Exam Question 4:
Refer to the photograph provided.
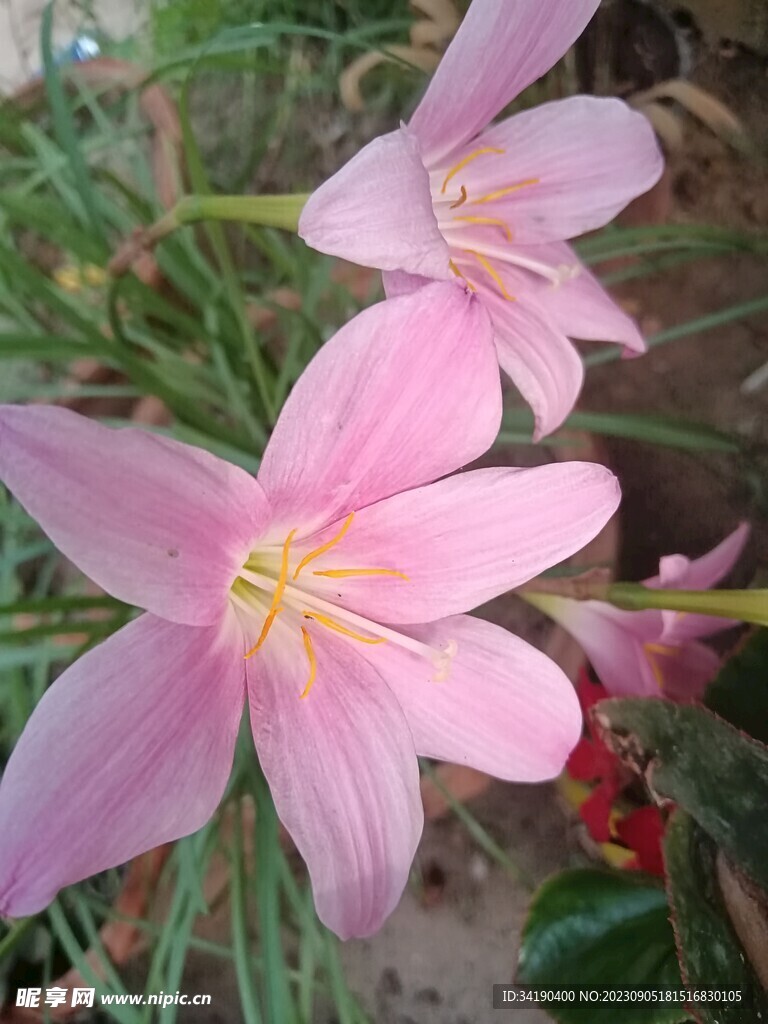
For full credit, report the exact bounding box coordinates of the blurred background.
[0,1,766,1021]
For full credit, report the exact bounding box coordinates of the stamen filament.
[462,250,516,301]
[293,512,354,579]
[470,178,539,205]
[313,568,409,580]
[643,641,680,689]
[239,569,453,668]
[452,215,512,241]
[449,258,477,292]
[303,611,386,645]
[243,529,296,658]
[441,147,505,194]
[299,627,318,699]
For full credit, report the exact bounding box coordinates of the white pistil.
[237,567,456,677]
[451,241,578,287]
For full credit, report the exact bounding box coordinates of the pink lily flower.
[527,524,750,700]
[298,0,664,439]
[0,283,619,938]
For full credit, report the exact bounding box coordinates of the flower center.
[429,147,580,300]
[642,641,680,690]
[230,512,457,698]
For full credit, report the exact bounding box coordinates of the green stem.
[109,194,309,277]
[524,580,768,628]
[0,916,35,960]
[605,584,768,626]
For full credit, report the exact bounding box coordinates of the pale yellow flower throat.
[230,512,456,699]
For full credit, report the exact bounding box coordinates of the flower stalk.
[524,580,768,628]
[109,193,309,276]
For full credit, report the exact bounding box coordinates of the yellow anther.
[299,626,318,699]
[471,178,539,205]
[643,641,680,689]
[303,611,386,645]
[293,512,354,580]
[244,528,296,659]
[449,258,477,292]
[449,185,468,210]
[452,215,513,241]
[441,147,505,194]
[312,568,409,581]
[463,250,516,301]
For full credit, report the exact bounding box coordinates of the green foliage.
[704,630,768,744]
[664,812,768,1023]
[595,700,768,895]
[518,869,685,1024]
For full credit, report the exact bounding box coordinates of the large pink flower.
[527,524,750,699]
[299,0,664,439]
[0,284,619,938]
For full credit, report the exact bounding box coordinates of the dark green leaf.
[705,631,768,744]
[518,868,685,1024]
[596,700,768,892]
[664,811,768,1022]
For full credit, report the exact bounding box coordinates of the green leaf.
[500,408,742,453]
[705,631,768,744]
[518,869,685,1024]
[664,811,768,1022]
[40,4,105,241]
[595,700,768,893]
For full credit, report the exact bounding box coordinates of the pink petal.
[299,463,620,624]
[444,96,662,243]
[299,128,450,277]
[246,616,423,939]
[363,614,581,781]
[520,242,645,353]
[0,612,245,917]
[649,522,750,591]
[485,289,585,440]
[408,0,601,166]
[531,595,662,697]
[0,406,269,625]
[258,283,500,534]
[649,640,722,702]
[647,523,750,642]
[382,269,433,298]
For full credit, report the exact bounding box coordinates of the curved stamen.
[303,611,386,645]
[449,258,477,292]
[470,178,539,205]
[643,641,680,689]
[313,567,409,581]
[449,186,468,210]
[299,627,318,699]
[440,146,505,194]
[451,215,512,241]
[244,529,296,658]
[293,512,355,580]
[462,250,516,301]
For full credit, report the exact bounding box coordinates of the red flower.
[567,668,666,874]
